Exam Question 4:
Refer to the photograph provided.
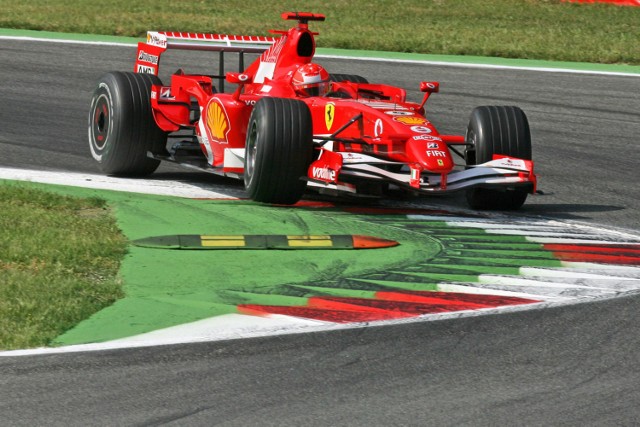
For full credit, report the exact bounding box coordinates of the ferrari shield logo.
[325,103,335,131]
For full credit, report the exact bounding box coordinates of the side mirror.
[226,72,253,85]
[226,72,253,101]
[418,82,440,111]
[420,81,439,93]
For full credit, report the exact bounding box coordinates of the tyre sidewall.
[243,98,312,204]
[464,106,532,210]
[88,72,164,176]
[88,80,119,164]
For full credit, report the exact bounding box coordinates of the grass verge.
[0,0,638,65]
[0,183,127,350]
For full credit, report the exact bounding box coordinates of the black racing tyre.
[244,97,313,204]
[88,71,167,176]
[464,106,532,210]
[329,74,369,84]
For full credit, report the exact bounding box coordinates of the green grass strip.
[2,27,638,76]
[0,0,638,65]
[0,183,127,350]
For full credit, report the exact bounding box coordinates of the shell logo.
[394,116,428,125]
[206,100,229,142]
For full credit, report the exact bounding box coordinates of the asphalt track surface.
[1,38,639,425]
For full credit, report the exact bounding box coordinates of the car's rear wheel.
[464,106,532,210]
[88,71,167,176]
[244,97,313,204]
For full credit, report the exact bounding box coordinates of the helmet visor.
[299,82,330,97]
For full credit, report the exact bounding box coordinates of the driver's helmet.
[292,63,330,97]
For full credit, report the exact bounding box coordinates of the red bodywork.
[135,12,536,197]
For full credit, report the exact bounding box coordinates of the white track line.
[1,34,639,77]
[0,167,237,199]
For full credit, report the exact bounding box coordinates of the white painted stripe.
[440,217,640,244]
[436,283,560,301]
[527,237,640,244]
[2,34,639,78]
[520,267,640,281]
[0,35,134,47]
[484,229,599,238]
[470,283,609,298]
[0,167,240,199]
[478,275,608,290]
[562,262,640,273]
[316,53,640,78]
[0,313,334,356]
[449,224,571,232]
[406,214,483,222]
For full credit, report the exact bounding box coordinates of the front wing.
[307,151,537,196]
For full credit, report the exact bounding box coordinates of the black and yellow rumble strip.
[132,234,399,250]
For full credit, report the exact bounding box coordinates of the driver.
[292,63,331,97]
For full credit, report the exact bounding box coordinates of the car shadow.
[142,169,629,225]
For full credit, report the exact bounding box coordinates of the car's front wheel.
[244,97,313,204]
[464,105,532,210]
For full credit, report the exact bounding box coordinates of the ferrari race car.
[89,12,537,209]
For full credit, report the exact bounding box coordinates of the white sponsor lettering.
[426,150,447,157]
[488,158,527,169]
[411,125,432,134]
[312,167,336,181]
[137,50,159,65]
[374,119,384,137]
[384,110,413,116]
[412,134,441,141]
[136,64,155,74]
[147,33,167,48]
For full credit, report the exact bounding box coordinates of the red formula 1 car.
[89,12,537,209]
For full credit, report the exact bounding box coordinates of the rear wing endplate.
[135,31,277,91]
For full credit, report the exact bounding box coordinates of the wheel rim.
[91,93,110,151]
[465,128,477,165]
[245,121,258,184]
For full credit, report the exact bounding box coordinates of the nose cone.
[405,136,454,172]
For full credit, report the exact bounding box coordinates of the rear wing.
[135,31,277,92]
